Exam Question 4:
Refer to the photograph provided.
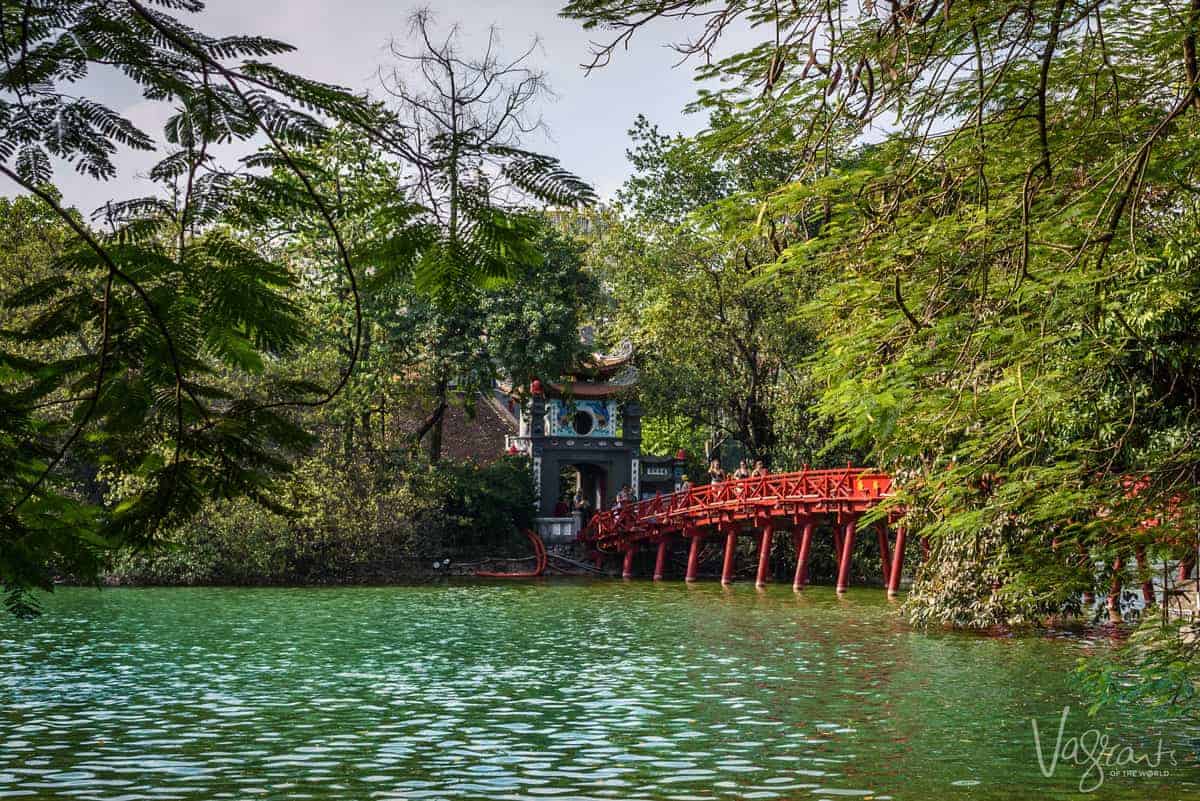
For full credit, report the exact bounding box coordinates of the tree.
[374,10,596,459]
[590,113,822,466]
[0,0,396,613]
[593,212,813,464]
[0,194,81,363]
[617,114,734,226]
[0,3,597,611]
[563,0,1200,712]
[230,122,598,465]
[365,217,598,462]
[224,125,423,463]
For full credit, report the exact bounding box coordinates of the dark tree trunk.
[360,410,373,453]
[412,376,449,462]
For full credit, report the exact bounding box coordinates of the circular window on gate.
[572,410,594,436]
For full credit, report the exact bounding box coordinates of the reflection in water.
[1,582,1195,800]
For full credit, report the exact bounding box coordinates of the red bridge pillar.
[756,521,774,587]
[622,546,635,579]
[654,537,669,581]
[836,516,857,593]
[685,529,702,582]
[876,521,891,587]
[721,526,737,585]
[793,518,814,591]
[887,525,907,597]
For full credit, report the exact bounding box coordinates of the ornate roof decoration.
[575,339,635,379]
[496,339,638,400]
[541,377,636,399]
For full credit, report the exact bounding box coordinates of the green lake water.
[1,581,1197,800]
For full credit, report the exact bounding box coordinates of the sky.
[50,0,745,216]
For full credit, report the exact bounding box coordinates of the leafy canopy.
[0,2,593,614]
[564,0,1200,710]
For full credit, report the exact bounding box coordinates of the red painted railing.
[580,467,893,552]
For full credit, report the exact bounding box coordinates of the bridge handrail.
[579,467,893,546]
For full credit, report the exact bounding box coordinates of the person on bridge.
[679,475,692,492]
[615,485,633,511]
[573,491,592,525]
[751,459,769,478]
[708,459,726,484]
[733,460,751,480]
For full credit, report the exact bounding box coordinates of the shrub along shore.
[104,456,535,586]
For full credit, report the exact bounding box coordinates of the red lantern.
[530,378,544,396]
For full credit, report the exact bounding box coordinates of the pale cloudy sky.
[52,0,747,216]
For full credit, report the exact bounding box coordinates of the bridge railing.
[580,467,893,547]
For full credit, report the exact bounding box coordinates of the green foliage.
[617,115,735,226]
[0,0,386,611]
[1079,618,1200,721]
[436,456,537,550]
[480,227,599,392]
[588,114,832,467]
[565,0,1200,715]
[245,124,598,464]
[640,415,708,468]
[109,455,536,585]
[0,4,590,612]
[379,13,595,299]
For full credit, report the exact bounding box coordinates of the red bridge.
[580,467,908,595]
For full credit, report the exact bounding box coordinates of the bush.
[106,455,535,585]
[435,456,536,552]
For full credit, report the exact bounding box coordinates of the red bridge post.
[793,517,814,591]
[756,521,774,587]
[721,526,737,585]
[622,546,635,579]
[836,516,857,593]
[654,537,669,581]
[876,521,891,587]
[685,528,702,582]
[887,525,907,597]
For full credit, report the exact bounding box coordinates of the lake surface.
[1,582,1196,800]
